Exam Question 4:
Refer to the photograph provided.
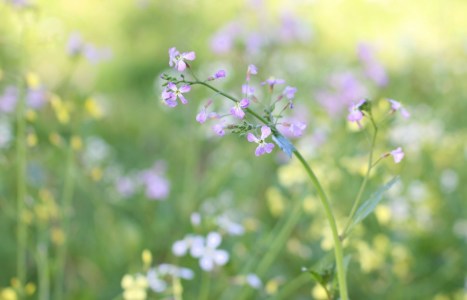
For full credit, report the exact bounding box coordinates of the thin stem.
[236,195,303,300]
[36,240,50,300]
[271,272,310,300]
[16,79,27,294]
[199,272,210,300]
[293,150,348,300]
[54,142,75,300]
[341,116,378,240]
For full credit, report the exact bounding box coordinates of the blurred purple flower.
[246,64,257,82]
[347,99,366,127]
[279,120,307,137]
[196,100,213,124]
[262,77,285,88]
[27,86,47,109]
[115,177,135,198]
[210,22,241,54]
[390,147,405,163]
[212,122,225,136]
[357,43,388,87]
[242,84,255,97]
[230,99,249,119]
[316,71,368,116]
[84,44,112,64]
[140,162,170,200]
[247,126,275,156]
[67,32,84,56]
[388,99,410,119]
[0,86,18,113]
[278,12,313,44]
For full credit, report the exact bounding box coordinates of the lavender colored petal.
[260,126,271,139]
[247,133,257,143]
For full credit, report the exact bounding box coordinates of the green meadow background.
[0,0,466,299]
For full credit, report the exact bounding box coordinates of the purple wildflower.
[388,99,410,119]
[262,77,285,88]
[247,126,275,156]
[215,70,226,79]
[27,86,47,109]
[390,147,405,163]
[347,99,366,127]
[196,100,213,124]
[242,84,255,97]
[163,82,191,106]
[212,123,226,136]
[246,64,257,81]
[230,99,249,119]
[140,163,170,200]
[282,86,297,108]
[83,44,112,64]
[0,86,18,113]
[168,47,196,72]
[357,43,388,87]
[279,121,307,137]
[67,32,84,56]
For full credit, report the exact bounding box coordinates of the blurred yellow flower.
[26,72,40,89]
[25,110,37,122]
[26,133,38,147]
[375,204,392,225]
[25,283,36,295]
[265,278,281,295]
[85,98,103,119]
[71,135,82,151]
[311,284,328,300]
[49,133,63,146]
[90,167,103,181]
[51,228,65,246]
[121,274,148,300]
[141,249,152,269]
[303,195,317,214]
[50,95,70,124]
[266,187,284,217]
[0,288,17,300]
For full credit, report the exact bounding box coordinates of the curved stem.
[341,116,378,240]
[293,150,349,300]
[16,79,27,292]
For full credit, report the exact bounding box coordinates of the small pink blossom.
[347,99,366,127]
[390,147,405,163]
[246,64,257,81]
[169,47,196,72]
[247,126,275,156]
[388,99,410,119]
[230,99,249,119]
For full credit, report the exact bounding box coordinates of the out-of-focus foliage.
[0,0,466,299]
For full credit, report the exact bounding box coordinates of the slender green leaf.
[349,176,400,231]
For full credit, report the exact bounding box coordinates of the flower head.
[246,64,257,81]
[191,232,229,271]
[388,99,410,119]
[162,82,191,107]
[168,47,196,72]
[347,99,366,127]
[247,126,275,156]
[196,100,214,124]
[230,99,249,119]
[390,147,404,163]
[262,77,285,88]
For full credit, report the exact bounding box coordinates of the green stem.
[236,195,303,300]
[16,79,27,294]
[199,272,210,300]
[54,142,75,300]
[341,116,378,240]
[36,239,50,300]
[293,150,348,300]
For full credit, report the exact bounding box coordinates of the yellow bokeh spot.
[71,136,82,151]
[21,210,33,225]
[266,187,284,217]
[50,95,70,124]
[0,288,17,300]
[278,162,307,187]
[373,234,390,253]
[141,249,152,268]
[375,205,391,225]
[25,110,37,122]
[121,274,148,300]
[25,283,36,295]
[85,98,103,119]
[311,285,328,300]
[90,167,103,182]
[265,279,280,295]
[51,228,65,246]
[243,218,259,232]
[27,133,38,147]
[303,196,317,214]
[49,133,63,146]
[26,72,40,89]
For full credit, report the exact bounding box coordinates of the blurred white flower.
[440,169,459,193]
[172,234,204,257]
[191,232,229,271]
